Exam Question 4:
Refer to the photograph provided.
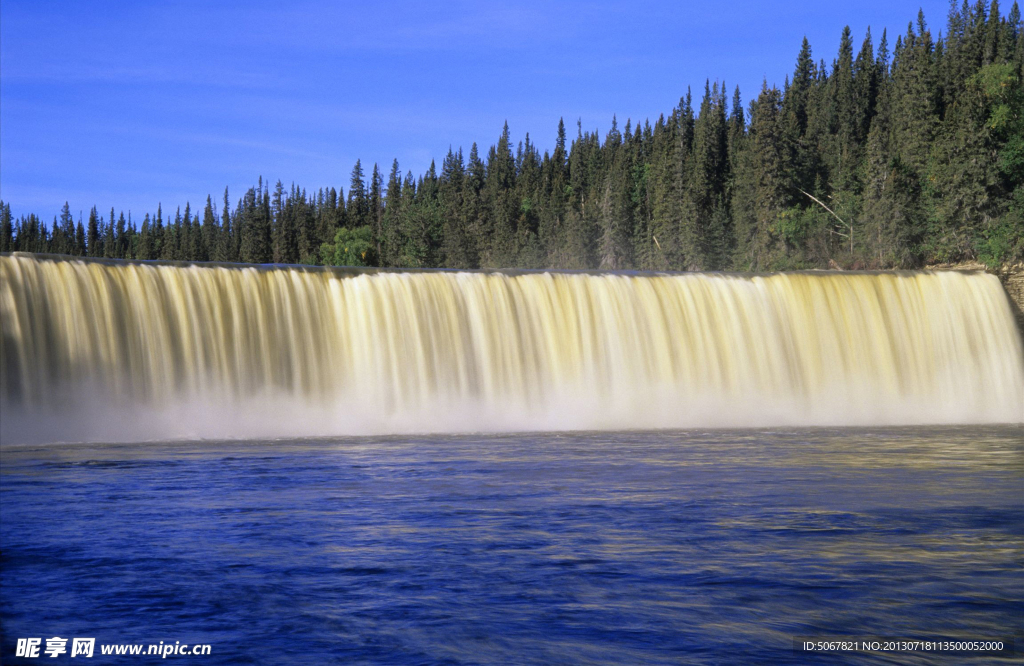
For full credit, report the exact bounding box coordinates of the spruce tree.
[57,203,74,255]
[464,145,487,267]
[892,17,939,173]
[397,171,424,266]
[155,205,165,259]
[382,160,403,266]
[440,148,473,268]
[515,134,544,267]
[0,202,12,253]
[686,82,733,269]
[598,139,634,269]
[218,188,236,262]
[87,207,100,256]
[181,204,193,261]
[239,185,272,263]
[74,219,86,255]
[540,119,571,262]
[740,84,792,269]
[113,212,125,258]
[483,122,519,267]
[199,196,216,262]
[369,164,383,264]
[138,214,153,260]
[347,160,367,229]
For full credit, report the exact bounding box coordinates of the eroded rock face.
[996,266,1024,335]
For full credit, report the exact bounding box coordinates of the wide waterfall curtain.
[2,254,1022,441]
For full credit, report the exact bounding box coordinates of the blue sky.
[2,0,954,221]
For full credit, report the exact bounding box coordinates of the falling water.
[1,253,1021,442]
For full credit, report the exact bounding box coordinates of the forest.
[2,2,1022,271]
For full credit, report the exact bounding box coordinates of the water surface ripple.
[1,426,1022,664]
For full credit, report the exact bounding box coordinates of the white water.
[1,254,1021,443]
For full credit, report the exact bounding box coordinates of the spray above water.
[1,253,1021,443]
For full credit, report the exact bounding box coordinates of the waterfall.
[2,253,1021,442]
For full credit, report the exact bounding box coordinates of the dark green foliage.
[271,180,293,264]
[482,123,518,268]
[87,207,100,257]
[0,202,12,252]
[238,181,272,264]
[199,196,216,263]
[347,160,367,230]
[594,117,630,269]
[369,164,383,263]
[320,226,376,267]
[381,160,403,267]
[216,188,235,262]
[685,83,733,269]
[74,219,86,256]
[440,149,475,268]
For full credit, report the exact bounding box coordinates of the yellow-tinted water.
[1,254,1021,442]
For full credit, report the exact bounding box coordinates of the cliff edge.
[998,265,1024,335]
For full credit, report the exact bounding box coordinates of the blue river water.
[1,426,1022,664]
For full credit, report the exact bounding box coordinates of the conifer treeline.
[2,3,1022,270]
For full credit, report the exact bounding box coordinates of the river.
[2,426,1020,663]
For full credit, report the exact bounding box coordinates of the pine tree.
[154,204,165,259]
[853,28,879,146]
[647,93,694,270]
[56,203,74,255]
[397,171,425,266]
[183,204,196,261]
[832,26,859,155]
[786,38,816,135]
[598,134,634,270]
[0,202,12,253]
[73,218,85,255]
[218,188,236,262]
[892,16,939,173]
[347,160,368,230]
[272,180,287,263]
[483,122,519,267]
[540,119,571,263]
[464,145,487,267]
[738,84,792,269]
[404,162,440,267]
[369,164,383,264]
[125,214,137,259]
[116,211,127,258]
[162,207,181,260]
[862,48,923,268]
[138,214,153,260]
[317,187,339,251]
[985,0,1003,64]
[440,148,473,268]
[514,134,544,267]
[382,160,403,266]
[562,121,602,269]
[86,207,100,256]
[239,184,272,263]
[200,196,216,262]
[682,82,733,269]
[928,45,1008,261]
